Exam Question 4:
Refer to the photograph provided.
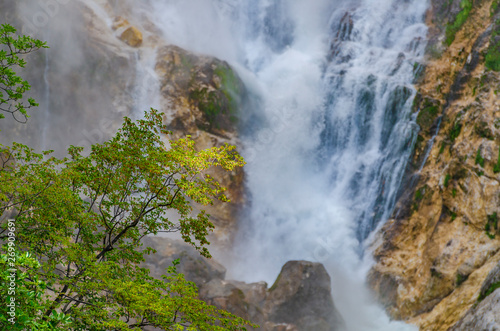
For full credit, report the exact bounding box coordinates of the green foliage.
[478,281,500,301]
[0,251,72,330]
[0,109,253,330]
[0,24,47,122]
[475,148,485,167]
[445,0,473,46]
[416,99,440,132]
[449,117,463,142]
[444,173,451,188]
[485,212,498,239]
[492,0,500,15]
[485,21,500,71]
[494,147,500,173]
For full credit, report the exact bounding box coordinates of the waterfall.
[5,0,429,329]
[149,1,428,329]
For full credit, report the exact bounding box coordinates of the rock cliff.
[369,0,500,329]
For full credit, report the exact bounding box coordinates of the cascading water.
[5,0,429,329]
[149,0,428,330]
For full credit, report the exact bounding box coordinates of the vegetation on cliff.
[0,24,254,330]
[370,0,500,329]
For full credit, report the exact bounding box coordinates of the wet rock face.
[368,0,500,330]
[155,45,245,137]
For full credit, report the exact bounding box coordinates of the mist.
[0,1,429,330]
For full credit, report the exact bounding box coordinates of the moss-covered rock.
[156,45,245,136]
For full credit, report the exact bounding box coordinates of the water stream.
[8,0,430,329]
[148,1,428,330]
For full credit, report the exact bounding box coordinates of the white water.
[147,1,428,330]
[8,0,429,329]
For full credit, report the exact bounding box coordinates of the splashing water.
[4,0,429,329]
[148,0,428,330]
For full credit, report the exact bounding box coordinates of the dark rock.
[265,260,344,331]
[141,238,344,331]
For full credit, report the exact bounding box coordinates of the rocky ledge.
[142,236,345,331]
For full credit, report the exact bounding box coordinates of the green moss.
[489,212,498,230]
[189,87,224,128]
[413,185,432,212]
[449,117,463,142]
[475,121,494,139]
[450,211,457,221]
[188,64,242,130]
[415,188,424,201]
[485,212,498,239]
[269,273,282,292]
[493,147,500,173]
[492,0,500,15]
[439,142,447,154]
[486,21,500,71]
[456,273,468,286]
[444,173,451,188]
[452,188,457,197]
[445,0,473,46]
[416,99,440,132]
[214,64,241,116]
[475,148,485,167]
[479,281,500,301]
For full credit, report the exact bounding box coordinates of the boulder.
[264,261,344,331]
[119,26,143,47]
[141,241,344,331]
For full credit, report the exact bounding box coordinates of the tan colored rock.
[120,26,143,47]
[112,16,129,30]
[369,0,500,329]
[450,288,500,330]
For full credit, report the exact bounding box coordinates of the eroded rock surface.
[369,1,500,329]
[450,289,500,330]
